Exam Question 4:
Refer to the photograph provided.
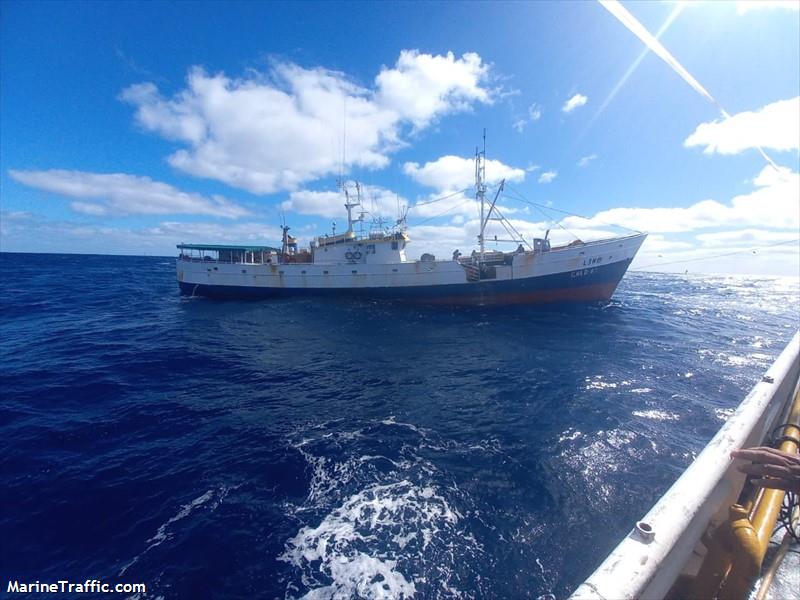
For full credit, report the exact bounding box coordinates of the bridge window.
[391,242,398,250]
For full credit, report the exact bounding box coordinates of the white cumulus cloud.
[512,103,543,133]
[281,185,407,220]
[562,93,587,113]
[578,154,597,167]
[538,170,557,184]
[375,50,490,129]
[736,1,799,14]
[403,155,525,192]
[401,155,525,221]
[0,211,284,255]
[684,96,799,155]
[561,165,799,233]
[120,51,492,195]
[695,228,800,247]
[280,190,342,219]
[8,169,249,218]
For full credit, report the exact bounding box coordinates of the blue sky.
[1,0,798,274]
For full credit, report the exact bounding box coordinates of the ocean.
[1,252,798,599]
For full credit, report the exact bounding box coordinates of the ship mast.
[343,181,362,235]
[475,131,520,256]
[476,129,487,261]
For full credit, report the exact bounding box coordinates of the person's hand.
[731,447,800,493]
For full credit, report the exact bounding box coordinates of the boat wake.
[280,419,485,599]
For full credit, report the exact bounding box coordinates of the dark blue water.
[2,253,798,599]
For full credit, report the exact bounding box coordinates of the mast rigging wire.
[408,196,474,227]
[405,188,471,210]
[503,189,580,240]
[503,182,642,235]
[634,238,800,270]
[489,204,533,249]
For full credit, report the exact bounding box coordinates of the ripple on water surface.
[1,255,798,598]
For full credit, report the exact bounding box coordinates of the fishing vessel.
[176,146,646,305]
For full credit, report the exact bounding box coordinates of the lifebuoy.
[345,251,353,260]
[353,251,362,260]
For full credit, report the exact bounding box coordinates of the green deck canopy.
[177,243,280,252]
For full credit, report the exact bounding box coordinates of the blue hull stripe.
[179,259,632,305]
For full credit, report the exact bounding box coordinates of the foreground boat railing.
[570,331,800,600]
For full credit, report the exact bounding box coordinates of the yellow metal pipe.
[686,387,800,600]
[717,504,762,599]
[751,395,800,548]
[719,388,800,600]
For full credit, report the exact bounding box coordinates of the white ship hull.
[177,233,646,306]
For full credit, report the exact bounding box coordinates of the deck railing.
[570,331,800,600]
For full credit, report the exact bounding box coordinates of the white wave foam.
[119,485,234,576]
[632,409,679,421]
[281,480,461,599]
[714,407,735,422]
[284,421,486,596]
[698,348,775,369]
[584,375,618,390]
[301,553,415,600]
[380,415,425,435]
[558,429,582,443]
[146,489,215,547]
[291,421,436,511]
[293,443,412,510]
[563,428,638,490]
